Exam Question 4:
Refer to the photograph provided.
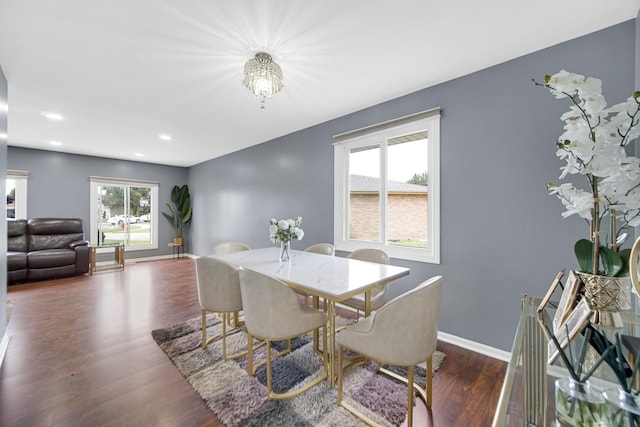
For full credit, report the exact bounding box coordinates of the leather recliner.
[7,218,90,284]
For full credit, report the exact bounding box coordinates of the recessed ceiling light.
[49,140,62,146]
[42,112,63,121]
[158,134,171,141]
[135,153,144,157]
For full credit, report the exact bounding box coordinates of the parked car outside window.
[107,214,140,226]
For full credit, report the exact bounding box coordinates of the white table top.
[209,247,410,302]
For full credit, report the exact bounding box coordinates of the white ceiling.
[0,0,638,167]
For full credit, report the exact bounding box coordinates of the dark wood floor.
[1,258,506,427]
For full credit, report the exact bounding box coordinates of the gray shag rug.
[151,314,445,426]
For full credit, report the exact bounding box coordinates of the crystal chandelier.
[242,52,283,109]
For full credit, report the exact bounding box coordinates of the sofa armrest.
[69,240,89,250]
[72,242,90,274]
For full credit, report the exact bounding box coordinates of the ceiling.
[0,0,638,167]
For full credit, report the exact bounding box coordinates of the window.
[90,176,159,251]
[6,170,28,219]
[333,109,440,263]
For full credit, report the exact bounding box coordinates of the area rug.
[152,314,445,426]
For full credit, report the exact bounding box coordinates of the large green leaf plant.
[162,185,192,238]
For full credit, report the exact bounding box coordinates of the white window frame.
[89,176,159,252]
[7,170,28,219]
[333,108,440,263]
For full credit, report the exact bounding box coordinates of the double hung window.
[333,109,440,263]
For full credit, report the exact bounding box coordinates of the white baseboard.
[438,331,511,362]
[0,332,11,369]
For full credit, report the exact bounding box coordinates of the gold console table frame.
[89,244,125,274]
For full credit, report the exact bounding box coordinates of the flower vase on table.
[269,217,304,263]
[604,388,640,426]
[555,378,608,426]
[280,240,291,262]
[535,71,640,326]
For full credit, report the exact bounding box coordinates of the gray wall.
[7,147,189,257]
[189,20,637,351]
[1,65,7,340]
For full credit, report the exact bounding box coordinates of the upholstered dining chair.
[238,267,328,400]
[342,248,391,316]
[211,241,251,327]
[212,241,251,255]
[337,275,443,427]
[195,256,254,360]
[304,243,335,256]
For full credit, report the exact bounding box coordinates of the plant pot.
[173,237,183,247]
[555,378,607,426]
[604,388,640,426]
[575,271,631,328]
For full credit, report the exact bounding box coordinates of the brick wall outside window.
[349,193,428,242]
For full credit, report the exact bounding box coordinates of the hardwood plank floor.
[1,258,506,426]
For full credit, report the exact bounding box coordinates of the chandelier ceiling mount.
[242,52,284,109]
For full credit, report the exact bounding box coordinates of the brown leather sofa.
[7,218,90,284]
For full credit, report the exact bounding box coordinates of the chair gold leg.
[426,357,432,408]
[222,313,228,360]
[266,341,273,395]
[201,309,207,349]
[407,365,414,427]
[337,344,344,403]
[247,331,254,375]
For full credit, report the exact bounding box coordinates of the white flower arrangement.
[536,70,640,276]
[269,217,304,243]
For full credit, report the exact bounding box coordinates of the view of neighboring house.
[349,174,428,245]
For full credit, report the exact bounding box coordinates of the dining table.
[209,246,410,386]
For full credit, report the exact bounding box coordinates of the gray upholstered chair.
[239,267,328,400]
[342,248,391,316]
[304,243,335,256]
[195,256,250,360]
[212,241,251,255]
[211,242,251,326]
[337,275,443,427]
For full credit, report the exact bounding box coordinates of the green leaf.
[616,248,631,277]
[574,239,593,273]
[600,246,623,277]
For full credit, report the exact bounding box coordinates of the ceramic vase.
[555,378,607,426]
[279,240,291,262]
[575,271,631,328]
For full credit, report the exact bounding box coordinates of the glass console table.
[492,293,640,427]
[89,244,125,274]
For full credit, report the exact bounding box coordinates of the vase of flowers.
[537,70,640,326]
[541,324,615,426]
[269,217,304,262]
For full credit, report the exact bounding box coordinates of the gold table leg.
[328,301,336,386]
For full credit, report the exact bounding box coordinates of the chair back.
[239,268,311,339]
[368,275,443,366]
[347,248,390,265]
[195,256,243,313]
[304,243,335,256]
[347,248,390,297]
[213,241,251,255]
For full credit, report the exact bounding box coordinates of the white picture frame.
[553,270,581,333]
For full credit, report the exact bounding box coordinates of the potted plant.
[162,184,192,247]
[536,70,640,325]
